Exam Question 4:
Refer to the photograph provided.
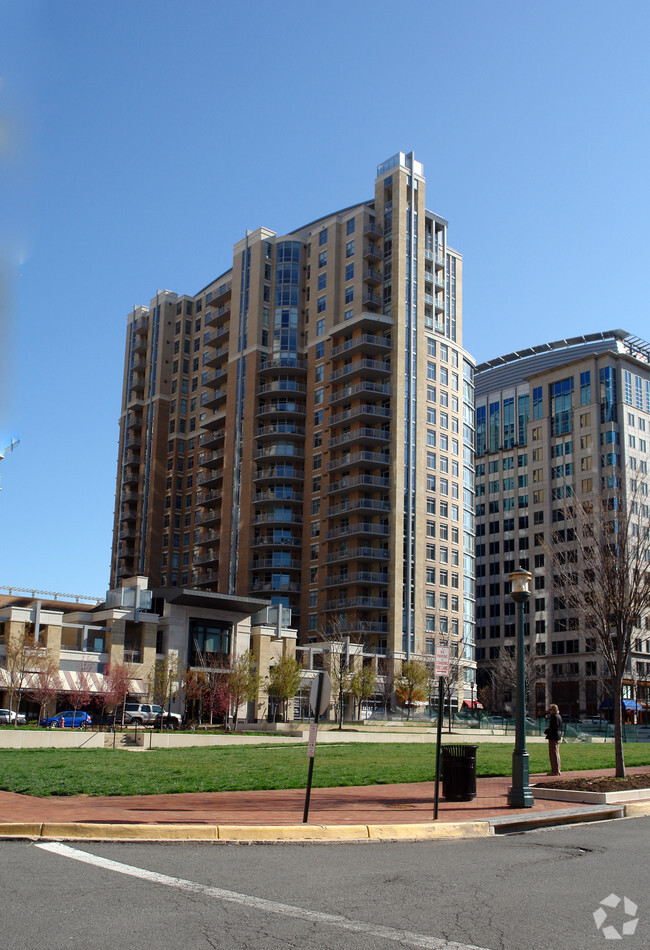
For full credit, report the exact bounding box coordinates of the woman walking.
[545,703,562,775]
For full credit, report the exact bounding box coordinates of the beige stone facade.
[110,152,477,710]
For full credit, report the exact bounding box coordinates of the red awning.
[462,700,484,709]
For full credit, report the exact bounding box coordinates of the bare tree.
[488,644,543,718]
[28,657,62,723]
[3,625,44,723]
[548,479,650,777]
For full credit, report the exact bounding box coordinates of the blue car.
[39,711,92,729]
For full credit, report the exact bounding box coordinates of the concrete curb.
[2,806,648,842]
[0,820,492,842]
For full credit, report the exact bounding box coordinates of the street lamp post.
[508,568,534,808]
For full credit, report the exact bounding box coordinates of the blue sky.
[1,0,649,596]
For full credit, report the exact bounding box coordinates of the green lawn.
[1,741,648,798]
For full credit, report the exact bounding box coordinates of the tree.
[488,644,543,718]
[266,655,302,721]
[227,650,262,729]
[28,657,62,723]
[548,479,650,777]
[394,659,429,720]
[104,661,132,726]
[68,660,93,719]
[349,662,376,720]
[148,652,182,730]
[3,625,44,723]
[317,616,367,728]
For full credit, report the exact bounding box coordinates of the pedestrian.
[545,703,562,775]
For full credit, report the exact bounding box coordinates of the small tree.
[266,655,302,721]
[148,652,182,729]
[548,479,650,777]
[3,625,44,723]
[488,644,542,717]
[349,662,376,720]
[395,659,429,720]
[28,658,62,723]
[105,661,132,727]
[68,660,93,719]
[227,650,262,729]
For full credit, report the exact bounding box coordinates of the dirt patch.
[536,774,650,793]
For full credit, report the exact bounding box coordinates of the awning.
[462,700,484,709]
[0,668,146,696]
[601,698,644,711]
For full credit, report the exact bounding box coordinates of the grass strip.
[0,741,648,798]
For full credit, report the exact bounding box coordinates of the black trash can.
[441,744,478,801]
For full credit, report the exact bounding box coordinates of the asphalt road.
[1,818,647,950]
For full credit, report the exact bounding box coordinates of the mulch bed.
[536,774,650,793]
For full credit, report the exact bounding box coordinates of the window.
[318,251,327,267]
[319,228,327,246]
[344,286,354,304]
[316,318,325,336]
[345,240,354,258]
[345,263,354,281]
[346,218,355,235]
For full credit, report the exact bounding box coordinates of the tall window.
[550,377,574,436]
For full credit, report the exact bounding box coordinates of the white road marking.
[36,841,490,950]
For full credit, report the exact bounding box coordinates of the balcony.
[362,289,382,310]
[196,469,223,490]
[196,490,222,509]
[363,244,382,262]
[363,267,383,286]
[125,436,142,451]
[204,369,228,389]
[195,509,221,528]
[324,522,390,540]
[251,512,303,526]
[329,381,391,405]
[203,325,230,355]
[363,220,384,238]
[198,425,226,449]
[129,374,145,395]
[251,557,302,571]
[435,295,445,313]
[198,449,224,468]
[326,473,391,495]
[122,468,140,485]
[207,281,232,307]
[257,400,306,418]
[255,489,304,504]
[205,302,231,328]
[253,463,304,482]
[254,445,305,461]
[329,359,391,383]
[123,648,143,664]
[325,498,391,518]
[330,335,392,359]
[203,388,228,411]
[258,356,307,375]
[328,405,391,427]
[323,571,389,587]
[323,596,389,612]
[195,530,221,547]
[327,450,391,472]
[251,580,301,593]
[327,428,390,449]
[121,506,137,523]
[258,381,307,396]
[256,423,305,440]
[193,550,220,567]
[251,534,303,549]
[205,345,229,368]
[331,311,393,336]
[323,545,390,564]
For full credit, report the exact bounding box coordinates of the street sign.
[307,722,318,758]
[435,645,450,678]
[309,670,332,716]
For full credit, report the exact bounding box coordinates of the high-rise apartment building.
[111,152,476,697]
[474,330,650,718]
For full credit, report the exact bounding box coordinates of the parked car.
[0,708,27,725]
[590,716,609,725]
[123,703,181,727]
[39,711,92,729]
[152,713,182,730]
[487,716,508,726]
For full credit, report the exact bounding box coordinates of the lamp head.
[509,568,532,602]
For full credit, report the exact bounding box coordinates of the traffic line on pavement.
[36,841,490,950]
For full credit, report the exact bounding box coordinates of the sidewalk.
[1,767,649,842]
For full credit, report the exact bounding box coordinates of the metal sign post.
[433,645,450,820]
[303,670,331,823]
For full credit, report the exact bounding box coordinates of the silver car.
[0,708,27,725]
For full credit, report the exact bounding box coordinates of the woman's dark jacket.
[546,713,562,742]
